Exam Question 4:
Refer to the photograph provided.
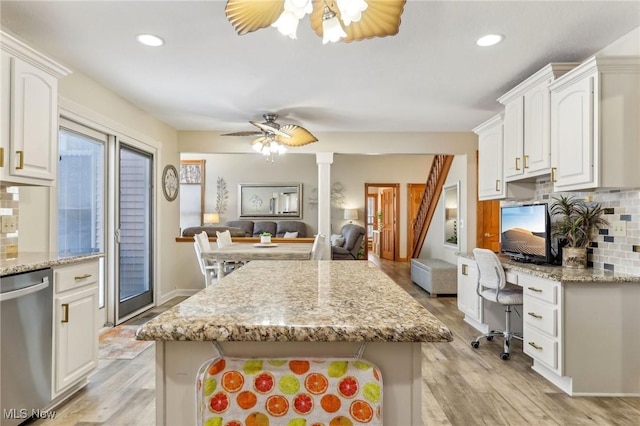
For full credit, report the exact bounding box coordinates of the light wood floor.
[34,259,640,426]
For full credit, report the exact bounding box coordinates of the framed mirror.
[238,183,302,218]
[443,181,460,248]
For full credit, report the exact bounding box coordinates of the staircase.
[411,155,454,258]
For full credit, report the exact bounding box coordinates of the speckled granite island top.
[136,260,453,343]
[458,252,640,283]
[0,252,104,276]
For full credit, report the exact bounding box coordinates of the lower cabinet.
[456,257,482,328]
[53,260,99,397]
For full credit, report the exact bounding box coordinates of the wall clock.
[162,164,179,202]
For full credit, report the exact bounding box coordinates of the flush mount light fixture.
[225,0,406,44]
[476,34,504,47]
[136,34,164,47]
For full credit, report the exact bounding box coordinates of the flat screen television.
[500,203,551,264]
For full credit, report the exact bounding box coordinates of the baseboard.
[158,288,200,305]
[531,362,572,395]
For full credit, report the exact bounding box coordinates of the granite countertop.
[136,260,453,343]
[457,252,640,283]
[0,252,104,276]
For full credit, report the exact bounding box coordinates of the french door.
[117,144,154,320]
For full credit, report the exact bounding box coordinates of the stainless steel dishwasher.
[1,268,53,426]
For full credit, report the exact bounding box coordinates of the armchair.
[331,224,366,260]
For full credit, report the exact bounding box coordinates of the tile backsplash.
[0,184,19,259]
[514,178,640,276]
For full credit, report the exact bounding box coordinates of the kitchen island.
[136,260,453,425]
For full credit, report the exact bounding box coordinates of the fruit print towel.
[196,356,383,426]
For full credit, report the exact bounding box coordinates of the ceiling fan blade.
[310,0,406,42]
[220,131,263,136]
[275,125,318,147]
[225,0,284,35]
[251,136,269,145]
[249,120,291,139]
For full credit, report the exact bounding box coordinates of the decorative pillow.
[330,234,345,247]
[196,356,383,426]
[283,231,298,238]
[216,230,233,247]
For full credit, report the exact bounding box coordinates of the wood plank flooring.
[33,259,640,425]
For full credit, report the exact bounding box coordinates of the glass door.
[117,144,154,320]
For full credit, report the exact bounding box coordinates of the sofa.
[224,220,307,238]
[331,224,366,260]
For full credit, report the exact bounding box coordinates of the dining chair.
[193,241,218,287]
[310,233,327,260]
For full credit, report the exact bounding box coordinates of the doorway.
[117,144,154,321]
[364,183,399,261]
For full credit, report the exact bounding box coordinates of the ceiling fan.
[221,113,318,148]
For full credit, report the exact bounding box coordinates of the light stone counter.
[0,251,104,276]
[138,260,453,425]
[457,252,640,283]
[136,260,453,343]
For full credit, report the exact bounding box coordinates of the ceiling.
[1,1,638,133]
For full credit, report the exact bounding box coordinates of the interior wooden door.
[381,188,395,260]
[407,183,425,256]
[477,199,501,252]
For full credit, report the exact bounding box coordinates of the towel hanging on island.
[196,343,383,425]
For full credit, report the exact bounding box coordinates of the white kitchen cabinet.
[499,63,577,181]
[53,260,99,397]
[0,30,71,186]
[473,115,534,201]
[521,274,562,373]
[549,56,640,191]
[457,257,483,330]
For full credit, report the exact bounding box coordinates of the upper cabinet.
[474,115,505,200]
[1,30,71,186]
[473,115,535,201]
[549,56,640,191]
[498,63,577,182]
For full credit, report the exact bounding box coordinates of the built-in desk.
[457,253,640,396]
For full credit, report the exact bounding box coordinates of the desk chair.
[310,233,326,260]
[471,248,523,360]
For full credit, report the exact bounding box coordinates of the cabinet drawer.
[524,327,558,370]
[55,261,99,293]
[524,297,557,337]
[520,274,559,304]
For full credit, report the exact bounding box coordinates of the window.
[58,120,107,307]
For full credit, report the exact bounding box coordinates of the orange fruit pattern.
[265,395,289,417]
[305,372,329,395]
[221,371,244,393]
[197,357,382,426]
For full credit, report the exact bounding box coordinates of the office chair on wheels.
[470,248,523,360]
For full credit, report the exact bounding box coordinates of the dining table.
[201,242,313,279]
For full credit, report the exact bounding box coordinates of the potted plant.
[260,232,272,244]
[550,195,608,268]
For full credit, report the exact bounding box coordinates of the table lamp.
[344,208,358,223]
[203,213,220,226]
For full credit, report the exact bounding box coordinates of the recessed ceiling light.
[476,34,504,47]
[136,34,164,47]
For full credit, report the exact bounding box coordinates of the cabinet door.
[503,98,524,180]
[551,73,595,190]
[477,122,505,200]
[9,56,58,183]
[523,79,552,175]
[54,286,98,395]
[457,258,481,322]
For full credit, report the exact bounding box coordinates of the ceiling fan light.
[252,142,263,152]
[322,8,347,44]
[277,144,288,155]
[336,0,368,26]
[285,0,312,19]
[272,10,300,39]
